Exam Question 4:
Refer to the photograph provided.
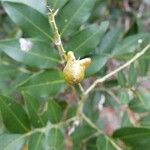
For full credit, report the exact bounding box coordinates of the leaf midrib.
[22,80,64,88]
[74,24,107,52]
[0,97,29,132]
[4,2,52,41]
[60,0,87,35]
[24,93,45,126]
[116,131,150,139]
[0,44,60,63]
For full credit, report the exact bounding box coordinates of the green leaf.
[57,0,97,37]
[0,134,25,150]
[83,91,100,121]
[0,39,59,68]
[18,70,65,97]
[137,58,149,76]
[99,27,122,54]
[124,20,138,37]
[129,92,150,113]
[112,33,150,56]
[113,127,150,150]
[72,124,96,146]
[119,90,130,105]
[0,95,30,133]
[86,54,108,76]
[128,64,137,86]
[86,138,97,150]
[1,0,46,14]
[139,115,150,127]
[28,133,45,150]
[96,135,116,150]
[48,128,64,150]
[44,99,63,124]
[0,64,18,77]
[23,92,45,127]
[0,64,18,93]
[66,22,109,57]
[47,0,69,9]
[2,2,52,40]
[121,112,132,127]
[117,71,127,87]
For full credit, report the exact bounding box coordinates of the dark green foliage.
[0,0,150,149]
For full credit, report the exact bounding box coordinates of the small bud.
[63,51,91,85]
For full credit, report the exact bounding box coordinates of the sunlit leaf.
[0,134,25,150]
[2,2,52,40]
[0,39,59,68]
[1,0,46,14]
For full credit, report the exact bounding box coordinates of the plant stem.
[85,43,150,95]
[48,8,67,61]
[81,113,102,134]
[106,136,123,150]
[81,113,123,150]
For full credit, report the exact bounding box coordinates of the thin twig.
[78,83,85,93]
[85,44,150,95]
[106,136,123,150]
[81,113,102,134]
[82,113,123,150]
[48,8,67,61]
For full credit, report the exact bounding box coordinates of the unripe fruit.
[63,51,91,85]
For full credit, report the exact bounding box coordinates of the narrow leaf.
[23,92,45,127]
[43,99,63,124]
[0,95,30,133]
[137,58,149,76]
[99,27,122,54]
[3,2,52,40]
[86,54,108,76]
[57,0,97,37]
[129,92,150,112]
[47,0,69,9]
[117,71,127,87]
[113,127,150,149]
[96,135,116,150]
[128,64,137,86]
[112,33,150,56]
[0,39,59,68]
[66,22,109,57]
[18,70,65,97]
[1,0,46,14]
[119,90,130,105]
[0,134,25,150]
[28,133,45,150]
[48,128,64,150]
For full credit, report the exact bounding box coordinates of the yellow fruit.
[63,51,91,85]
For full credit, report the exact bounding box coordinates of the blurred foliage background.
[0,0,150,150]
